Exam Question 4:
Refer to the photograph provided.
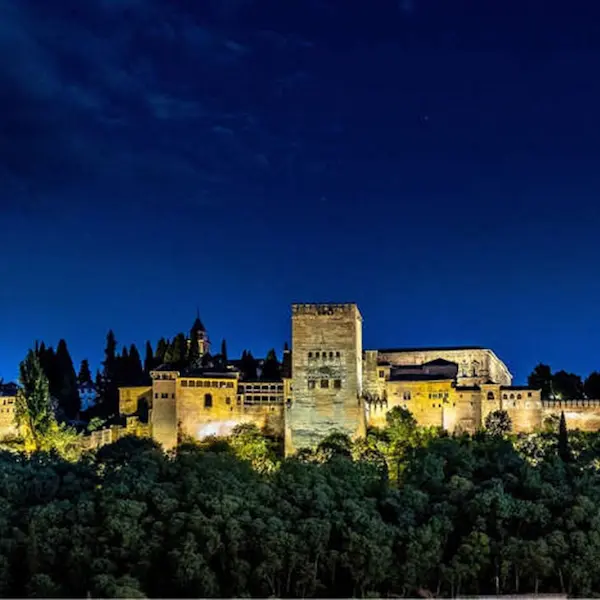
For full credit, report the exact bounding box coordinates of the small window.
[510,393,515,399]
[171,393,175,399]
[329,351,333,358]
[528,392,532,397]
[190,380,197,388]
[333,379,342,389]
[315,352,320,358]
[154,393,158,399]
[161,393,168,399]
[432,403,436,408]
[403,391,411,400]
[181,380,188,387]
[336,351,340,357]
[227,382,234,388]
[517,394,522,399]
[503,394,507,399]
[204,394,213,408]
[308,380,316,389]
[378,370,385,378]
[308,352,313,358]
[320,379,329,389]
[487,392,494,400]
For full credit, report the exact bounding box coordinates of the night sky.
[2,0,600,383]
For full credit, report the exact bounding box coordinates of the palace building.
[4,303,600,452]
[110,303,600,455]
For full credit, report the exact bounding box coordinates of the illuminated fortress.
[106,303,600,454]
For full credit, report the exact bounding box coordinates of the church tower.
[189,313,211,360]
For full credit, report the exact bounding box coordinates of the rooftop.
[423,358,458,366]
[379,346,485,354]
[389,373,454,382]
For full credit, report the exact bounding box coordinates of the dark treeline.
[528,363,600,400]
[3,409,600,597]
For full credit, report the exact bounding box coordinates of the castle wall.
[119,386,152,416]
[287,303,365,454]
[542,400,600,431]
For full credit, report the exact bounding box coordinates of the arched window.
[510,393,515,399]
[517,393,522,399]
[503,394,507,399]
[487,392,494,400]
[204,393,213,408]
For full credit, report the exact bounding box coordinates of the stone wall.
[0,394,18,439]
[119,386,152,416]
[542,400,600,431]
[377,348,512,386]
[286,303,365,454]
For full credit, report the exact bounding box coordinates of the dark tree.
[155,337,169,365]
[261,348,281,381]
[484,409,512,436]
[77,359,92,385]
[98,330,119,417]
[128,344,143,385]
[240,350,258,380]
[55,339,81,419]
[220,339,228,364]
[164,333,187,368]
[584,371,600,399]
[143,341,154,376]
[552,370,584,400]
[528,363,554,400]
[558,411,571,462]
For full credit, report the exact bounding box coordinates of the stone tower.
[286,303,365,454]
[190,314,211,358]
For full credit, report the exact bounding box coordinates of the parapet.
[292,303,359,317]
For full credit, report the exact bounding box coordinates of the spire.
[192,309,206,333]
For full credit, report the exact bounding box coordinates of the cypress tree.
[221,339,228,364]
[261,348,281,381]
[240,350,258,380]
[78,359,92,385]
[171,333,188,368]
[143,341,154,376]
[129,344,143,385]
[55,339,81,420]
[155,338,168,365]
[558,411,571,462]
[16,350,54,451]
[99,330,119,417]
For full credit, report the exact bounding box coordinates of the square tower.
[286,303,365,454]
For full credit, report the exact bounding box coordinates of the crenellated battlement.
[543,399,600,408]
[292,303,359,317]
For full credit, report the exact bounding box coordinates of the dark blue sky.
[2,0,600,383]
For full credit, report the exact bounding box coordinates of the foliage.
[15,350,82,459]
[484,409,512,436]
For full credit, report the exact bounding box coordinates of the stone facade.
[285,303,366,454]
[0,389,18,439]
